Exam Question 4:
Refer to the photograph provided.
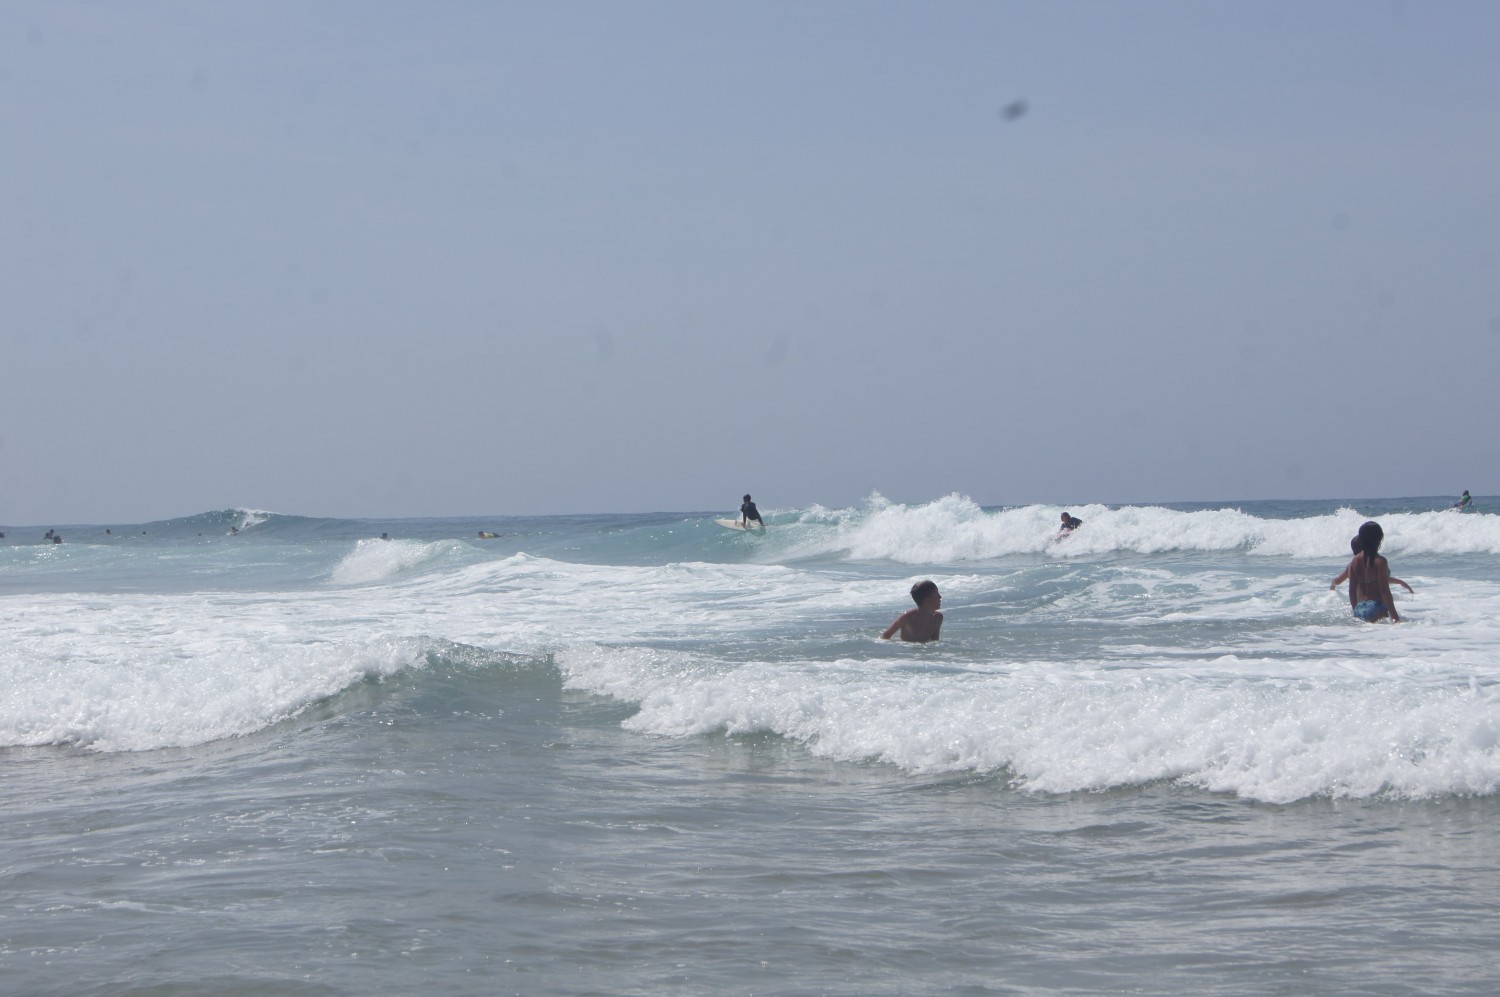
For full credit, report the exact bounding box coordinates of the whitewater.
[4,494,1500,995]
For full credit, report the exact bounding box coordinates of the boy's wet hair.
[910,579,938,605]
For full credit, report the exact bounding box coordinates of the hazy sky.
[4,1,1497,522]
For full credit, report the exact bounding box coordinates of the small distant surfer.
[1343,521,1400,622]
[740,494,764,529]
[1331,537,1412,594]
[1453,490,1472,510]
[1056,511,1083,538]
[881,580,943,643]
[477,531,500,539]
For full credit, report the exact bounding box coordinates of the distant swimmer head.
[1350,536,1361,555]
[1357,521,1384,558]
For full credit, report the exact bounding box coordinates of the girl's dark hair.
[1357,521,1384,560]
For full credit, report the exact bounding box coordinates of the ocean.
[4,494,1499,996]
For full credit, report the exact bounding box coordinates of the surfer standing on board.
[881,580,943,643]
[740,494,764,529]
[1344,520,1400,622]
[1453,490,1472,510]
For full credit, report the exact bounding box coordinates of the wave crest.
[780,494,1500,562]
[330,538,472,585]
[557,644,1500,803]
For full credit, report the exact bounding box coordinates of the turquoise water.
[4,495,1499,994]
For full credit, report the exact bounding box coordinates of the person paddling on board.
[1331,536,1412,594]
[1344,521,1400,622]
[1057,512,1083,537]
[1453,490,1472,510]
[881,580,943,643]
[740,494,764,529]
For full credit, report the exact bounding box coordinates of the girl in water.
[1331,536,1413,594]
[1345,520,1401,623]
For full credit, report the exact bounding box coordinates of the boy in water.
[881,580,943,642]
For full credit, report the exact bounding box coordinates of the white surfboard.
[715,518,763,531]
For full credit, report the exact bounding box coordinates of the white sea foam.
[556,644,1500,804]
[785,494,1500,562]
[0,555,825,751]
[0,624,432,753]
[232,508,274,532]
[5,504,1498,803]
[5,550,1490,758]
[329,537,471,585]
